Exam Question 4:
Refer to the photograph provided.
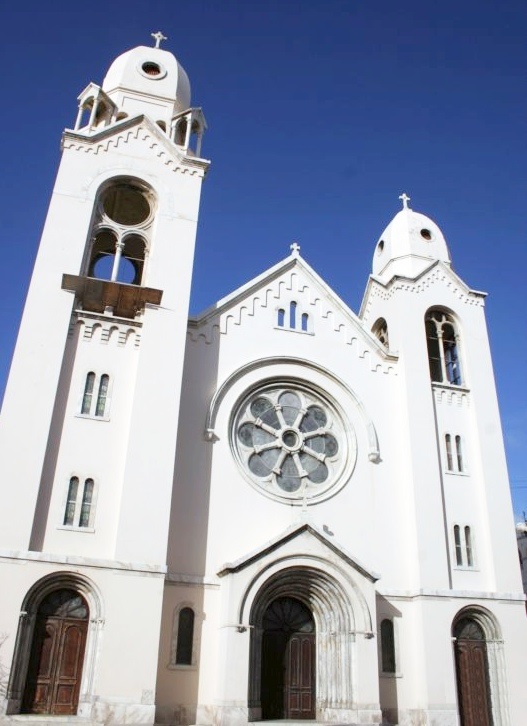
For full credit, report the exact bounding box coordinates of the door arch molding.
[6,572,103,716]
[244,563,369,722]
[452,606,510,726]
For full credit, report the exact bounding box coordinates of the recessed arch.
[243,562,371,722]
[452,606,508,726]
[5,572,103,717]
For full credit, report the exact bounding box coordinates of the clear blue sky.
[1,1,526,516]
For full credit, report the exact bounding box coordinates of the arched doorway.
[453,616,493,726]
[261,596,315,720]
[22,589,89,715]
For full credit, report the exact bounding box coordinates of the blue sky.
[1,1,526,516]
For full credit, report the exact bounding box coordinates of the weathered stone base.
[392,709,458,726]
[0,700,155,725]
[184,702,382,725]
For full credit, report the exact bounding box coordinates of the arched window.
[301,313,309,332]
[63,477,96,528]
[95,375,109,418]
[277,308,285,327]
[425,310,462,385]
[453,524,475,567]
[454,525,463,566]
[380,619,396,673]
[289,301,297,329]
[63,477,79,526]
[175,607,195,665]
[80,373,110,418]
[445,434,453,470]
[85,179,154,287]
[372,317,389,349]
[81,372,95,414]
[455,435,463,472]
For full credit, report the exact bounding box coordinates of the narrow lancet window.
[176,607,195,665]
[454,525,463,566]
[455,435,463,472]
[465,526,473,566]
[445,434,453,471]
[63,477,79,526]
[96,375,109,417]
[301,313,309,332]
[381,619,396,673]
[277,308,285,327]
[79,479,95,528]
[290,301,297,329]
[81,373,95,414]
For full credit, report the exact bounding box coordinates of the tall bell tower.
[0,35,208,721]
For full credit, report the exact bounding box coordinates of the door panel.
[22,592,88,716]
[285,634,315,719]
[455,640,493,726]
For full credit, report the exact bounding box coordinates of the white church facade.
[0,39,525,726]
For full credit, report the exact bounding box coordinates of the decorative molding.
[188,270,396,376]
[362,265,485,324]
[62,120,208,178]
[433,384,470,407]
[68,315,141,348]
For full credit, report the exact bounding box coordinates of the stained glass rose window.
[233,385,354,503]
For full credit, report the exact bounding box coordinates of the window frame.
[77,371,112,420]
[452,523,476,569]
[378,616,401,678]
[425,309,463,386]
[169,602,200,670]
[59,476,98,531]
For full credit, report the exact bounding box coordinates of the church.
[0,37,525,726]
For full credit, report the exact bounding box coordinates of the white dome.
[372,203,451,281]
[102,45,191,115]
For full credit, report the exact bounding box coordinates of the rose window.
[233,386,353,503]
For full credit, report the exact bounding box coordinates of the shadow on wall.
[377,595,400,726]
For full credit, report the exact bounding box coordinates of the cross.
[399,192,411,209]
[290,241,301,255]
[151,31,167,49]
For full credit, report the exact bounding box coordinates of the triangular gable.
[359,259,487,318]
[217,521,379,583]
[188,252,396,363]
[62,114,209,176]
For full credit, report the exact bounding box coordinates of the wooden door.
[285,632,315,719]
[261,597,315,720]
[454,618,493,726]
[23,590,88,715]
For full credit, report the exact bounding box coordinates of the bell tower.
[0,36,208,720]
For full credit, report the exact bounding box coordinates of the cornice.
[361,262,486,323]
[62,115,210,177]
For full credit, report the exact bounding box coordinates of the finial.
[151,31,168,49]
[290,241,301,256]
[399,192,411,210]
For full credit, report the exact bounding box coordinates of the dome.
[372,198,451,281]
[102,45,191,116]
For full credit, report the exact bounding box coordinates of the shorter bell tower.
[0,35,209,721]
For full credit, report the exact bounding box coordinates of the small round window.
[420,228,432,240]
[232,384,356,504]
[138,61,167,80]
[101,183,151,226]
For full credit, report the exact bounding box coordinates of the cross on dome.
[151,31,167,48]
[399,192,411,209]
[290,242,301,256]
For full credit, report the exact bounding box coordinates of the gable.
[188,254,397,373]
[217,522,379,583]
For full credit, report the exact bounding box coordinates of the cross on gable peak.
[290,242,301,256]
